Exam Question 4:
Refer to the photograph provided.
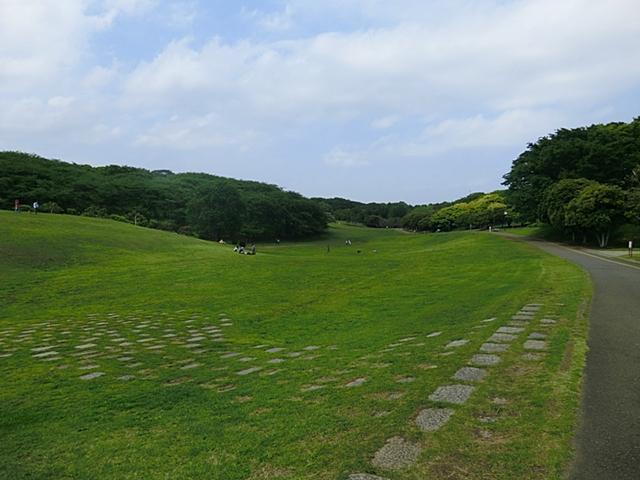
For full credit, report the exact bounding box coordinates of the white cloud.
[134,113,262,151]
[324,148,370,168]
[371,115,400,129]
[1,0,639,201]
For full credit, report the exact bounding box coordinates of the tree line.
[503,117,640,247]
[0,152,327,242]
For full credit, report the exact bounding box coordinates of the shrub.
[41,202,63,214]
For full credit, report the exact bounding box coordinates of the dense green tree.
[541,179,595,229]
[564,184,625,247]
[187,183,245,241]
[504,118,640,221]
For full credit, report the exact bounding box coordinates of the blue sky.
[1,1,639,204]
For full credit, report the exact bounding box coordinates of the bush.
[82,206,107,217]
[109,214,129,223]
[41,202,63,214]
[66,208,77,215]
[19,204,31,213]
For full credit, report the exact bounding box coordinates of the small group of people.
[233,244,256,255]
[14,199,39,213]
[345,239,352,246]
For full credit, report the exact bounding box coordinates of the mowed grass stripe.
[0,212,589,479]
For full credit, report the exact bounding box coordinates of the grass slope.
[0,212,590,479]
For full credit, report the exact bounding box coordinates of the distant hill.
[0,151,327,242]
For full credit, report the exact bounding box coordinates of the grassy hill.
[0,212,590,479]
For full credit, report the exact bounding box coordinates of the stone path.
[351,302,553,478]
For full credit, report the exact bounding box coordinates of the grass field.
[0,212,590,480]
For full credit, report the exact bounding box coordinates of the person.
[14,199,20,213]
[251,244,256,255]
[32,201,39,214]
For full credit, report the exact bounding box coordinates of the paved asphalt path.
[524,239,640,480]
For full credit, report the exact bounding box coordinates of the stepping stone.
[349,474,389,480]
[181,363,201,370]
[346,378,367,387]
[497,327,524,334]
[78,364,99,370]
[528,332,547,340]
[118,375,135,381]
[266,348,284,353]
[452,367,487,382]
[33,351,59,358]
[372,436,421,471]
[426,331,442,338]
[75,343,96,350]
[238,357,255,362]
[540,319,557,325]
[301,385,325,392]
[221,352,240,359]
[482,317,497,323]
[508,321,529,327]
[396,376,415,384]
[446,339,468,348]
[237,367,262,376]
[31,345,56,352]
[415,408,454,432]
[398,337,416,343]
[469,354,501,366]
[79,372,105,380]
[287,352,302,358]
[480,342,508,353]
[512,315,533,321]
[253,344,268,349]
[523,340,547,350]
[488,333,517,343]
[267,358,285,364]
[429,385,475,404]
[522,352,545,361]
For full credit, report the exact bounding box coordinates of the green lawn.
[0,212,590,479]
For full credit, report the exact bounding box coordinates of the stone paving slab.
[349,473,389,480]
[452,366,487,382]
[237,367,262,376]
[488,333,517,343]
[429,384,475,404]
[372,436,421,471]
[469,354,501,366]
[415,408,454,432]
[446,339,468,348]
[528,332,547,340]
[523,340,547,350]
[480,342,508,353]
[497,326,524,334]
[80,372,105,380]
[346,377,367,387]
[508,321,530,327]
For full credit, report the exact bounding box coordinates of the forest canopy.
[0,152,327,242]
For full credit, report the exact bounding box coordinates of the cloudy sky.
[1,0,639,203]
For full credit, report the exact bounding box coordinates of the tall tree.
[564,184,625,247]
